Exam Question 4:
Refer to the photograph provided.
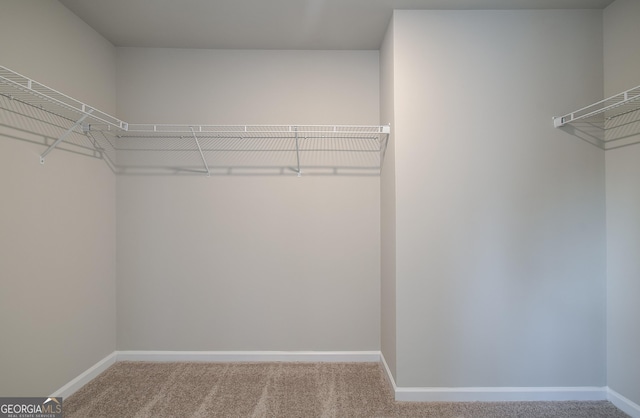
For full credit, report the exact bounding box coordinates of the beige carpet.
[64,362,628,418]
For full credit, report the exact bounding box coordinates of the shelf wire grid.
[105,126,385,174]
[0,66,126,130]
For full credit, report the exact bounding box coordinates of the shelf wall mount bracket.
[380,124,391,170]
[553,115,567,128]
[40,109,94,164]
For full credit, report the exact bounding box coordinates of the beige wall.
[392,10,606,387]
[604,0,640,407]
[115,48,381,351]
[0,0,117,396]
[0,1,116,113]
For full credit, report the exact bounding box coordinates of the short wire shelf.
[553,85,640,150]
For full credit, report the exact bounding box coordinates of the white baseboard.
[608,387,640,418]
[116,350,381,363]
[380,352,397,392]
[50,352,117,399]
[379,354,606,402]
[393,386,607,402]
[51,350,380,399]
[53,351,623,409]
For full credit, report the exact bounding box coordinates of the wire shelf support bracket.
[294,126,302,177]
[40,109,94,164]
[189,126,211,177]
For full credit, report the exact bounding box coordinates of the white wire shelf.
[553,85,640,150]
[0,66,127,130]
[0,65,390,175]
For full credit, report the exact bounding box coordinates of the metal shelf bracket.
[40,109,94,164]
[294,126,302,177]
[189,126,211,177]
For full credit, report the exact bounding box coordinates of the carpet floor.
[64,362,628,418]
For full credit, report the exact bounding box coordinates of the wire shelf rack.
[0,65,390,175]
[553,85,640,150]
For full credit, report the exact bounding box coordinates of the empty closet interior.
[0,0,639,414]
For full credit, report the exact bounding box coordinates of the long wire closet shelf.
[0,65,390,176]
[553,85,640,150]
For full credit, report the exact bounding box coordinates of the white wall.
[392,10,606,387]
[115,48,381,351]
[0,0,116,396]
[380,17,397,379]
[604,0,640,407]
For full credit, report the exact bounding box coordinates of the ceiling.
[58,0,615,50]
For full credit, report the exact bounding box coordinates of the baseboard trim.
[393,386,607,402]
[50,352,117,399]
[608,387,640,418]
[378,356,606,402]
[380,352,397,392]
[116,350,381,363]
[52,351,617,407]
